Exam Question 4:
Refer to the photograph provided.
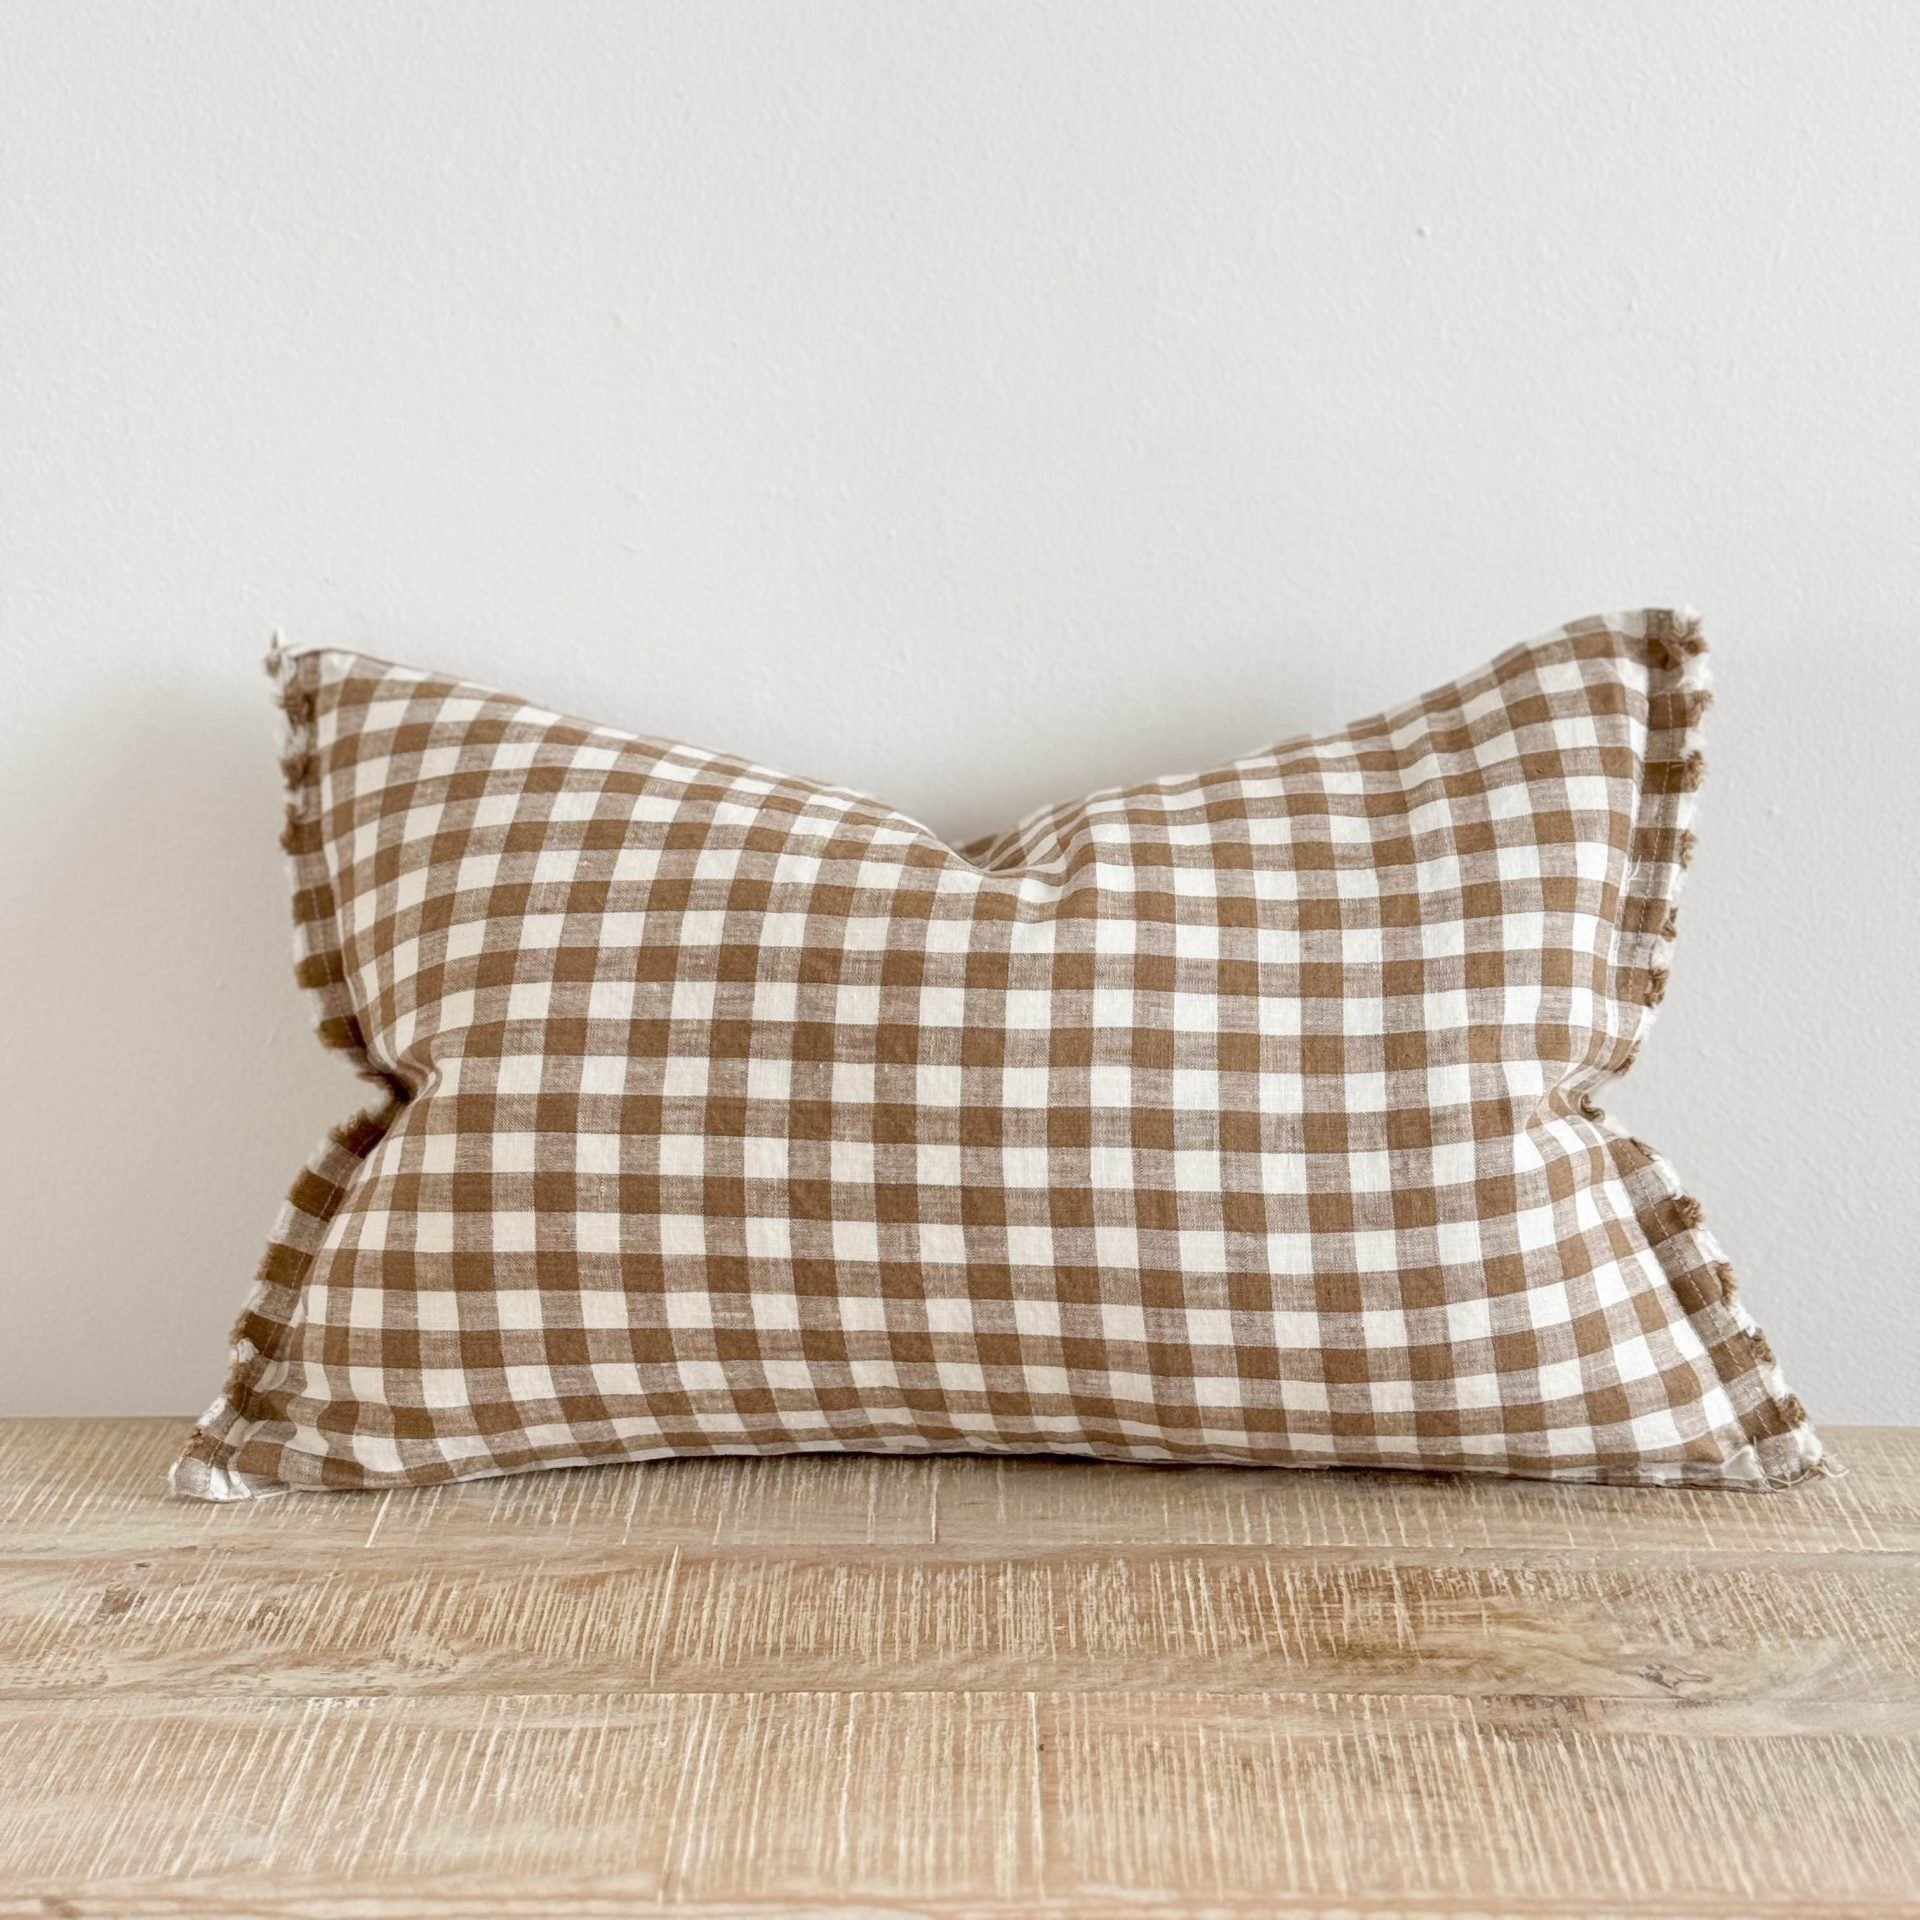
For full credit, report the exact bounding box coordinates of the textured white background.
[3,3,1915,1423]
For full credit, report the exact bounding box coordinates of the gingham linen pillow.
[175,610,1823,1499]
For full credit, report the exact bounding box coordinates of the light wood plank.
[3,1540,1918,1703]
[931,1431,1915,1557]
[1048,1689,1920,1914]
[1,1419,1913,1559]
[4,1420,1917,1917]
[0,1419,943,1556]
[2,1690,1916,1916]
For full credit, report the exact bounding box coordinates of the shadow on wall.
[1,661,351,1418]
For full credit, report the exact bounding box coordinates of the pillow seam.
[1598,610,1822,1486]
[171,645,407,1497]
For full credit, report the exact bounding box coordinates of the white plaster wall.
[3,1,1915,1421]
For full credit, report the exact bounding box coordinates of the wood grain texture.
[0,1420,1916,1918]
[6,1421,1919,1560]
[7,1541,1920,1704]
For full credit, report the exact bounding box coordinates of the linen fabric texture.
[174,610,1822,1499]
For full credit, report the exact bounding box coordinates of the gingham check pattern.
[175,610,1822,1498]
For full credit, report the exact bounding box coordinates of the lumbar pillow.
[174,610,1821,1499]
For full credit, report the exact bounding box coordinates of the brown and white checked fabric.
[174,610,1823,1499]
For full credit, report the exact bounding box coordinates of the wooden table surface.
[1,1420,1917,1918]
